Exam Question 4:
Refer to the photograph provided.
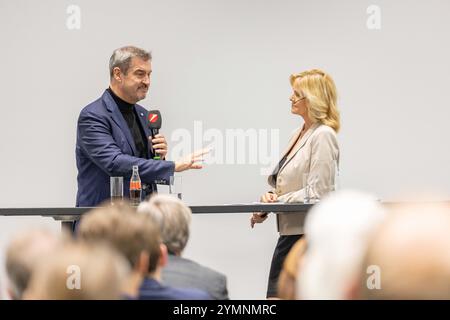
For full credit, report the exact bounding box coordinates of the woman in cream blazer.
[251,69,340,298]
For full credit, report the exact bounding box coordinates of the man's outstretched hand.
[174,148,210,172]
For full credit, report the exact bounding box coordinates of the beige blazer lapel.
[280,128,302,161]
[267,128,301,187]
[279,123,320,173]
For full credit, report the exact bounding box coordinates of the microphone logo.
[149,114,159,123]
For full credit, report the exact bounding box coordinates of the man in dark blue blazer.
[76,46,205,207]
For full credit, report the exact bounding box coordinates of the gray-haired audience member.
[297,190,386,299]
[5,229,62,299]
[138,195,229,300]
[359,203,450,299]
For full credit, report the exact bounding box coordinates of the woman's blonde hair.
[290,69,340,133]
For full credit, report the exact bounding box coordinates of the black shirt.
[272,156,287,184]
[107,88,149,159]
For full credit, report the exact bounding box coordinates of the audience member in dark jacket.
[138,195,229,300]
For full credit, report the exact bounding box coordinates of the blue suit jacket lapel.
[102,90,138,156]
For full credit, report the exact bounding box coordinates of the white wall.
[1,0,450,299]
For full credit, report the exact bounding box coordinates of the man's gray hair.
[137,195,192,255]
[109,46,152,78]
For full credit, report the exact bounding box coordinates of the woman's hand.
[250,212,269,228]
[250,192,278,228]
[261,192,278,203]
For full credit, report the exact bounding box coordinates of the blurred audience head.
[278,238,307,300]
[297,190,386,299]
[24,242,128,300]
[78,202,166,278]
[5,229,62,299]
[359,202,450,299]
[138,195,192,256]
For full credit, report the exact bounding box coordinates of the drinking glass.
[169,175,182,200]
[110,176,124,205]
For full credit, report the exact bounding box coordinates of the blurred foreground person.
[359,203,450,299]
[24,242,128,300]
[138,195,228,299]
[277,238,307,299]
[297,190,386,299]
[78,202,210,300]
[5,229,62,299]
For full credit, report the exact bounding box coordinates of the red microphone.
[148,110,162,160]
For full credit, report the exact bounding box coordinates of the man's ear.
[136,251,150,276]
[113,67,122,82]
[159,243,168,268]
